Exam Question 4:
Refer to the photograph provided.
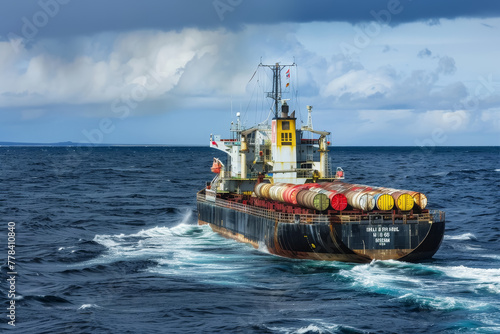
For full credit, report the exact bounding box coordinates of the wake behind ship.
[197,62,445,263]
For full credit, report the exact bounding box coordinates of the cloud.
[417,48,432,58]
[322,68,393,99]
[319,52,469,112]
[436,56,456,75]
[2,0,500,41]
[330,107,497,146]
[0,29,225,110]
[0,25,489,122]
[382,45,397,53]
[0,24,321,116]
[1,15,498,145]
[481,22,495,28]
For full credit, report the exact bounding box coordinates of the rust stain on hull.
[352,248,411,261]
[199,219,259,249]
[201,219,375,263]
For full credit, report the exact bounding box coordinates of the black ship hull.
[197,190,445,263]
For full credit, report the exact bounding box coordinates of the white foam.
[445,233,477,241]
[295,324,325,334]
[257,241,271,254]
[58,246,76,251]
[80,217,258,285]
[338,262,497,311]
[432,171,449,176]
[267,322,341,334]
[480,254,500,261]
[396,293,490,311]
[439,265,500,285]
[78,304,101,310]
[495,169,500,172]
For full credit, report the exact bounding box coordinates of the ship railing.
[340,215,362,223]
[339,212,443,224]
[296,169,313,178]
[197,193,446,225]
[197,193,330,224]
[210,174,219,189]
[429,210,446,222]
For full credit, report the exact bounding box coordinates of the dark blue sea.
[0,146,499,334]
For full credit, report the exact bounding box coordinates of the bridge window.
[281,132,292,145]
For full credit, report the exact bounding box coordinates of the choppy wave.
[78,304,102,310]
[268,322,367,334]
[445,233,477,241]
[338,261,499,312]
[85,211,261,285]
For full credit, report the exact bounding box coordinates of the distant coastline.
[0,142,176,147]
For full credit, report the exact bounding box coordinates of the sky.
[0,0,499,146]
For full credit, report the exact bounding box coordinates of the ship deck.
[196,190,445,225]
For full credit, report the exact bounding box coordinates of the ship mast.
[259,62,295,117]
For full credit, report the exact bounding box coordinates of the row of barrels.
[254,182,343,211]
[319,181,427,211]
[253,181,427,212]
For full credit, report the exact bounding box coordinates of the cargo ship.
[197,62,445,263]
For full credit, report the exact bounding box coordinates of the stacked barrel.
[253,181,427,212]
[316,181,427,211]
[254,183,344,211]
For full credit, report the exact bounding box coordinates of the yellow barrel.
[321,182,423,211]
[393,192,414,211]
[373,193,394,211]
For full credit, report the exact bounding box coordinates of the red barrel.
[310,187,347,211]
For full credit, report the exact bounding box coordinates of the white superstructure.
[208,63,344,194]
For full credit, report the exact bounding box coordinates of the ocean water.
[0,146,499,334]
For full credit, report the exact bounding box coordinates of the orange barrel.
[406,191,428,209]
[390,191,414,211]
[296,190,330,211]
